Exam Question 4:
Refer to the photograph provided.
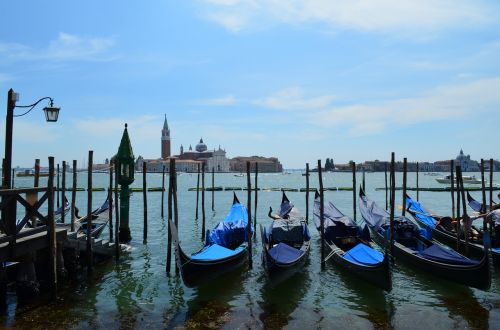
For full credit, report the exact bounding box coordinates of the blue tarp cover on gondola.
[406,197,437,229]
[343,243,384,265]
[418,244,479,265]
[208,202,249,247]
[269,243,304,263]
[359,193,390,229]
[191,244,245,260]
[313,197,357,229]
[279,200,294,218]
[468,194,484,212]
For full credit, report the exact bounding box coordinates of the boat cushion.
[343,243,384,265]
[191,244,245,261]
[269,243,304,263]
[418,244,479,265]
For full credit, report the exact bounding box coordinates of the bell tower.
[161,114,171,159]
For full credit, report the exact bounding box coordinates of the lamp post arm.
[14,97,54,117]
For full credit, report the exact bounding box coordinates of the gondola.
[466,191,497,213]
[260,192,311,278]
[76,197,110,238]
[312,191,391,291]
[359,189,491,290]
[169,193,250,287]
[406,194,500,267]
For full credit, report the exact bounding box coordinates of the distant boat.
[424,172,440,176]
[16,169,49,177]
[436,175,481,184]
[234,173,244,177]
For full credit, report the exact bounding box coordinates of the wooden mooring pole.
[86,151,93,274]
[450,160,455,221]
[195,163,200,220]
[246,161,253,268]
[318,159,325,268]
[114,162,120,260]
[47,157,57,297]
[33,159,40,228]
[416,162,419,201]
[108,162,113,242]
[390,153,395,257]
[143,162,148,243]
[254,162,258,237]
[161,165,165,218]
[402,158,407,216]
[166,159,174,274]
[61,161,66,223]
[201,163,206,241]
[71,160,77,232]
[455,165,461,251]
[489,158,494,233]
[490,159,494,213]
[173,160,179,275]
[305,163,309,224]
[385,163,388,210]
[481,159,487,231]
[457,166,469,255]
[362,167,366,192]
[351,161,356,221]
[211,167,215,211]
[56,163,60,208]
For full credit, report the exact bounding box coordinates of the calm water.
[2,171,499,329]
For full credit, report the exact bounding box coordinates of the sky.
[1,0,500,168]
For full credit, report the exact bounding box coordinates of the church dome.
[196,138,207,152]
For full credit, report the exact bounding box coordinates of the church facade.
[135,115,231,172]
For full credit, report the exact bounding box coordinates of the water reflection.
[333,265,394,328]
[258,267,311,328]
[396,263,490,329]
[169,265,249,328]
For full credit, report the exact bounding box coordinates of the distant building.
[455,149,479,172]
[230,156,283,173]
[161,115,171,159]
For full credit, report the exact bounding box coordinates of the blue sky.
[1,0,500,168]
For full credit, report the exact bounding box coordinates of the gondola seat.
[191,244,245,261]
[268,243,304,263]
[343,243,384,266]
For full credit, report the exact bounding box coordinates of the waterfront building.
[230,156,283,173]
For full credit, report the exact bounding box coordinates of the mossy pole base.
[119,185,132,243]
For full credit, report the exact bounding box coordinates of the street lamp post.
[3,88,60,189]
[2,88,60,235]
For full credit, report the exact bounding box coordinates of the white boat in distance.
[435,175,481,184]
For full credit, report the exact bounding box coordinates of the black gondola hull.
[408,212,500,267]
[169,219,248,288]
[369,227,491,290]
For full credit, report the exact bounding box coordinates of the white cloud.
[312,77,500,136]
[0,32,117,62]
[255,87,334,110]
[200,0,493,35]
[74,115,158,141]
